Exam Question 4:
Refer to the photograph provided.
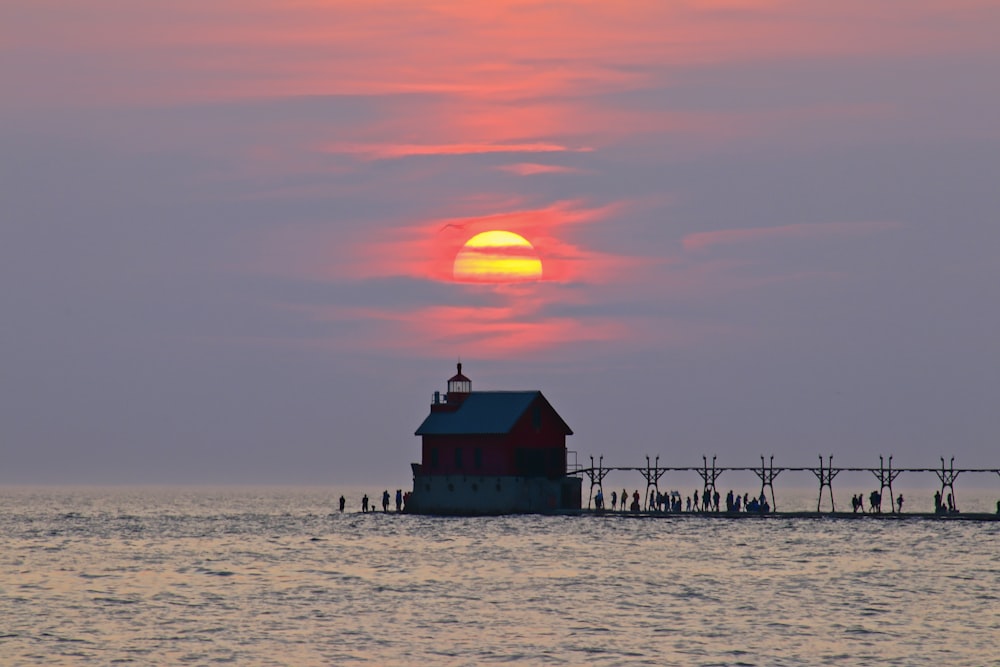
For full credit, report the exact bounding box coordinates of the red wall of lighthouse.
[420,396,568,477]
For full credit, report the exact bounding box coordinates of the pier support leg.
[585,456,610,510]
[934,457,961,513]
[752,455,783,511]
[810,455,839,513]
[641,456,667,511]
[696,455,723,512]
[870,455,903,513]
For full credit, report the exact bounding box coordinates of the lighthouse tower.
[431,362,472,412]
[447,362,471,398]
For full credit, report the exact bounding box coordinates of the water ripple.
[1,487,998,666]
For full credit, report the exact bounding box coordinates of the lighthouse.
[407,363,582,514]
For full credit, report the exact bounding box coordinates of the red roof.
[448,362,470,384]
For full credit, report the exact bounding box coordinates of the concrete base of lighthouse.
[407,467,582,515]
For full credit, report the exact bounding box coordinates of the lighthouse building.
[407,364,582,514]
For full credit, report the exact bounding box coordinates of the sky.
[3,0,1000,487]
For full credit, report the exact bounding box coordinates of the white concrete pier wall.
[408,474,581,515]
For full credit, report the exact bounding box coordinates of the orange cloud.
[269,197,646,356]
[351,200,630,285]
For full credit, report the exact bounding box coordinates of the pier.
[573,454,1000,519]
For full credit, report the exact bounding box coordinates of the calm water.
[1,487,998,666]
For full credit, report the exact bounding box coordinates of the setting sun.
[453,230,543,283]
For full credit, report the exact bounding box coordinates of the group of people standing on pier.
[595,487,996,515]
[851,490,905,513]
[594,488,772,514]
[933,490,957,514]
[339,489,407,513]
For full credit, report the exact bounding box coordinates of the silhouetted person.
[611,490,617,511]
[947,493,954,513]
[713,489,720,512]
[382,490,390,512]
[896,494,904,513]
[362,494,369,513]
[869,490,881,514]
[395,489,403,512]
[934,490,942,513]
[339,495,346,513]
[622,489,627,512]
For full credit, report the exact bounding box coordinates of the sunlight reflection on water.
[1,488,997,666]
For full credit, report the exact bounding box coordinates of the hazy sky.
[3,1,999,486]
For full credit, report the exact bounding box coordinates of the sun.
[453,230,543,283]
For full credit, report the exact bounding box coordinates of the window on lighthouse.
[448,363,471,395]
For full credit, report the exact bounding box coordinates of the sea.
[1,486,998,666]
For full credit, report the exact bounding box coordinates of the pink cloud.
[281,300,627,358]
[402,305,626,356]
[11,1,995,114]
[327,142,591,160]
[496,163,583,176]
[682,221,903,253]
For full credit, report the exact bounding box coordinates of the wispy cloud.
[8,1,996,117]
[327,142,591,160]
[280,291,628,358]
[683,220,903,253]
[398,304,626,356]
[497,163,583,176]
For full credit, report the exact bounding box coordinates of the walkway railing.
[573,454,999,514]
